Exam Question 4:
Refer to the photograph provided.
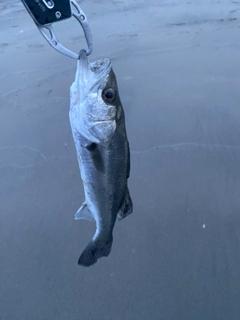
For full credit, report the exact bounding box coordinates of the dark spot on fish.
[86,143,105,172]
[102,88,117,103]
[86,143,97,151]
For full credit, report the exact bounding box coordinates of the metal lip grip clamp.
[21,0,93,58]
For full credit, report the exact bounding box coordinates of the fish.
[69,49,133,267]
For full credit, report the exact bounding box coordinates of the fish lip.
[78,50,112,91]
[78,49,90,73]
[90,58,111,77]
[89,59,112,91]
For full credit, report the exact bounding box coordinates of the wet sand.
[1,1,240,319]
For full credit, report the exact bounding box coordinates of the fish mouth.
[90,58,111,77]
[78,50,112,92]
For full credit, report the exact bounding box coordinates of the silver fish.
[69,50,133,267]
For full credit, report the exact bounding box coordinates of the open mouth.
[90,58,111,76]
[78,50,112,92]
[79,50,111,75]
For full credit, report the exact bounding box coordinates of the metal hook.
[37,0,93,59]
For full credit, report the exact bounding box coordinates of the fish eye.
[102,88,116,103]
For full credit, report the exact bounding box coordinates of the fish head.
[70,50,121,144]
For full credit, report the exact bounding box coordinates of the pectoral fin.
[75,202,95,221]
[117,187,133,221]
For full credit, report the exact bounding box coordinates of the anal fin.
[75,201,95,221]
[117,187,133,221]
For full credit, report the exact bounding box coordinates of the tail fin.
[78,239,113,267]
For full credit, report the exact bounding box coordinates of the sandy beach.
[1,0,240,319]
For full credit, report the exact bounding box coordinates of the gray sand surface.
[1,1,240,319]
